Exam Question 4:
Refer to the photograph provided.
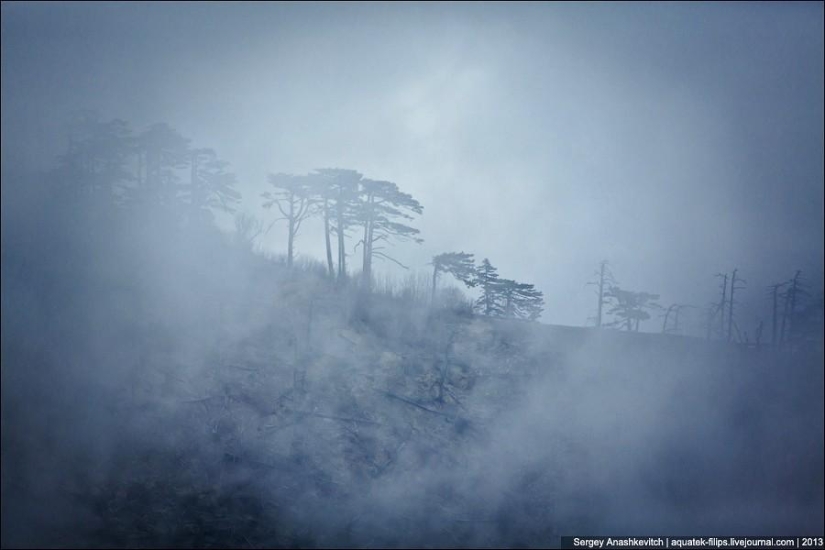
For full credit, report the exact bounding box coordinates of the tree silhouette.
[474,259,502,316]
[431,252,476,304]
[722,268,746,343]
[497,279,545,321]
[182,148,240,226]
[261,173,315,269]
[766,281,787,346]
[313,168,362,282]
[779,270,810,344]
[355,178,423,289]
[131,123,191,209]
[604,286,660,331]
[586,260,616,328]
[57,111,134,201]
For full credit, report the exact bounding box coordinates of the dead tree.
[767,282,787,346]
[706,272,729,340]
[587,260,616,328]
[780,270,807,343]
[727,268,746,343]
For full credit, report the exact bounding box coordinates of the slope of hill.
[1,186,823,547]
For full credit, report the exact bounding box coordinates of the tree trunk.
[718,274,728,339]
[780,284,791,343]
[597,261,605,328]
[788,270,801,340]
[365,218,374,289]
[361,193,375,290]
[431,265,439,305]
[336,192,346,282]
[287,196,295,268]
[662,305,674,333]
[361,219,370,284]
[323,198,334,278]
[728,269,737,342]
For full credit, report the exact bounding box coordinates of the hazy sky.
[2,1,823,329]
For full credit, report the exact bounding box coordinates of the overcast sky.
[2,1,823,330]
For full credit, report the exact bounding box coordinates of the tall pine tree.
[356,178,423,289]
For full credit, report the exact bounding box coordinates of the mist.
[2,2,823,548]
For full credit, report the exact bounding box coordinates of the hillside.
[2,199,822,547]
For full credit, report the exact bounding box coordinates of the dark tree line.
[704,267,821,347]
[587,260,661,332]
[768,270,821,346]
[49,114,546,322]
[53,111,241,223]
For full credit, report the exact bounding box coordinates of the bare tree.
[704,272,729,340]
[779,270,809,344]
[586,260,616,327]
[767,282,787,346]
[727,268,746,343]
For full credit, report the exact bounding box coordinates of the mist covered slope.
[2,174,823,548]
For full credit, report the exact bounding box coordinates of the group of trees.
[587,261,661,332]
[706,268,747,342]
[53,111,241,224]
[45,114,546,322]
[766,270,822,346]
[261,173,548,320]
[431,253,545,321]
[706,267,822,347]
[587,259,823,344]
[261,169,423,285]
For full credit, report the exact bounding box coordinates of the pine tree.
[498,279,545,321]
[604,286,660,331]
[431,252,476,304]
[261,173,315,268]
[131,123,191,208]
[182,148,240,226]
[474,259,503,316]
[56,112,134,201]
[313,168,362,282]
[355,178,423,289]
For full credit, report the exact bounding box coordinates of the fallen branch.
[292,410,383,426]
[443,386,466,410]
[375,390,453,417]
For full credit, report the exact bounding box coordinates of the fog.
[2,2,823,548]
